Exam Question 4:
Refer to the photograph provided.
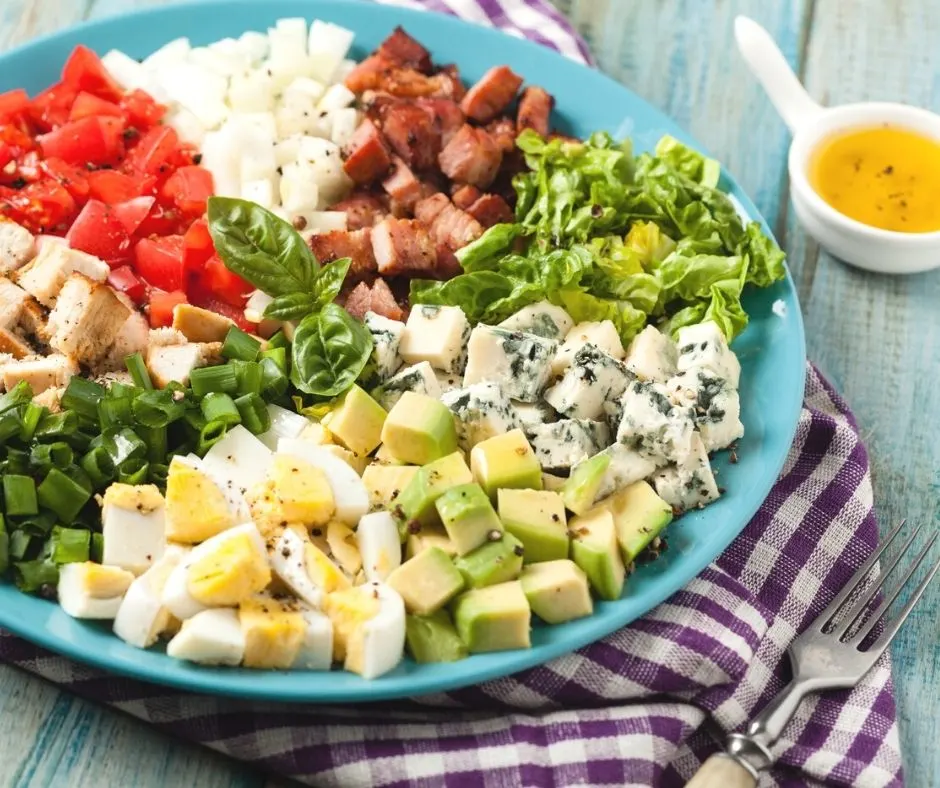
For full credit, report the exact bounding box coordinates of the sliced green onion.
[118,458,150,485]
[91,532,104,563]
[222,326,262,362]
[260,357,288,399]
[34,410,78,441]
[3,447,30,475]
[19,402,44,442]
[51,526,91,565]
[183,408,207,432]
[149,463,169,487]
[3,475,38,517]
[0,531,8,574]
[9,530,32,560]
[0,381,32,415]
[108,381,140,400]
[16,511,56,537]
[80,447,115,489]
[200,392,241,427]
[30,442,74,473]
[61,377,105,422]
[37,468,92,522]
[138,424,168,464]
[0,409,22,443]
[197,421,228,455]
[133,389,187,428]
[13,559,58,593]
[235,393,271,435]
[125,352,153,390]
[107,428,148,466]
[266,330,288,351]
[98,396,134,430]
[232,360,263,396]
[190,365,238,397]
[261,346,288,375]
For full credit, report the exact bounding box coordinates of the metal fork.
[687,520,940,787]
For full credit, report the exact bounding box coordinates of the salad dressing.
[808,125,940,233]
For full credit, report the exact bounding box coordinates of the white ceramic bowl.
[736,16,940,275]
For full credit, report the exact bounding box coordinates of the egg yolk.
[808,125,940,233]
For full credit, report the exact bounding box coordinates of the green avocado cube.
[326,385,387,456]
[598,480,673,563]
[469,429,542,499]
[381,392,458,465]
[435,483,503,556]
[452,580,531,653]
[405,609,469,663]
[405,523,457,559]
[454,532,525,588]
[520,559,593,624]
[497,488,568,564]
[568,506,625,601]
[394,452,473,528]
[561,453,610,515]
[387,546,465,615]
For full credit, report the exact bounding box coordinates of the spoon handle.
[734,15,823,133]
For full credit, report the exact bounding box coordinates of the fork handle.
[685,754,757,788]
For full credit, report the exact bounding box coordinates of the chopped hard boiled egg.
[57,562,135,620]
[113,546,188,648]
[239,594,307,669]
[101,483,166,574]
[164,456,237,543]
[268,454,335,524]
[324,582,406,679]
[356,512,402,583]
[201,425,274,501]
[166,608,245,666]
[269,526,326,608]
[277,438,369,525]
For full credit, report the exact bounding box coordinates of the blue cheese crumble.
[624,325,678,383]
[675,321,740,388]
[666,369,744,452]
[372,361,441,411]
[498,301,574,340]
[615,378,695,464]
[364,310,405,382]
[398,304,471,375]
[440,382,521,451]
[463,325,557,402]
[525,418,611,472]
[544,344,632,421]
[651,433,720,511]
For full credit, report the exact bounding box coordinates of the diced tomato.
[1,179,76,234]
[66,199,132,265]
[190,292,258,333]
[124,125,178,176]
[112,195,155,235]
[119,90,165,130]
[87,169,141,204]
[40,158,91,204]
[148,289,188,328]
[0,143,14,171]
[135,202,184,236]
[38,116,125,167]
[0,89,30,123]
[134,234,186,291]
[62,46,123,102]
[200,254,253,307]
[69,92,123,122]
[108,265,147,305]
[28,81,78,132]
[161,165,213,217]
[182,217,213,273]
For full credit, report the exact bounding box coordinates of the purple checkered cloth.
[0,3,904,786]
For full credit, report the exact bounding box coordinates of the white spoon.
[735,15,940,275]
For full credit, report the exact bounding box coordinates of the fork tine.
[813,519,908,630]
[834,523,924,638]
[851,532,939,647]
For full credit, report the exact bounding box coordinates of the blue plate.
[0,0,806,702]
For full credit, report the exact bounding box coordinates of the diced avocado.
[320,444,369,475]
[405,609,468,663]
[497,489,568,564]
[469,429,542,499]
[387,546,465,614]
[561,453,610,515]
[568,507,625,601]
[520,559,593,624]
[405,524,457,559]
[381,392,458,465]
[394,452,472,528]
[361,464,419,509]
[541,472,566,492]
[374,443,404,465]
[598,480,673,563]
[435,483,503,556]
[454,532,524,588]
[452,580,531,653]
[326,385,387,456]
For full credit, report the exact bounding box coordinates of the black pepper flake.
[551,514,560,522]
[408,521,422,534]
[281,547,292,558]
[590,204,603,218]
[729,450,738,464]
[311,528,323,537]
[192,153,203,165]
[513,545,524,557]
[276,165,283,175]
[883,165,894,175]
[10,177,26,189]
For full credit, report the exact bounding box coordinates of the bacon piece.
[466,194,514,228]
[371,218,439,277]
[378,27,432,73]
[381,103,441,170]
[309,228,377,282]
[486,118,518,154]
[329,192,387,230]
[417,98,465,147]
[344,279,405,322]
[460,65,523,123]
[434,244,462,279]
[438,124,503,188]
[516,86,555,137]
[345,54,396,94]
[342,119,392,183]
[382,156,429,213]
[451,184,482,211]
[415,193,484,251]
[433,64,466,101]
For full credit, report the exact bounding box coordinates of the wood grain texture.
[0,1,933,786]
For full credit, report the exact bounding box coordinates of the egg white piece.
[57,563,135,620]
[173,451,251,524]
[277,438,369,525]
[113,546,188,649]
[330,582,406,680]
[257,404,310,451]
[161,522,267,621]
[294,608,334,670]
[100,486,166,575]
[201,425,274,501]
[356,512,402,583]
[166,608,245,666]
[269,527,323,609]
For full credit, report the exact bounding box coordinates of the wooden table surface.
[1,0,937,785]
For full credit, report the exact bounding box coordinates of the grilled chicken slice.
[0,277,28,331]
[0,353,77,394]
[17,243,109,307]
[460,65,523,123]
[172,303,235,344]
[46,273,131,365]
[0,221,35,276]
[146,342,221,389]
[438,124,503,188]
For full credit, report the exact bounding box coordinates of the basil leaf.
[207,196,319,296]
[290,304,374,397]
[310,257,352,311]
[264,293,316,321]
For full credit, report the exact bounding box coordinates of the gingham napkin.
[0,3,904,786]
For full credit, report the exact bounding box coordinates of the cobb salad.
[0,18,785,678]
